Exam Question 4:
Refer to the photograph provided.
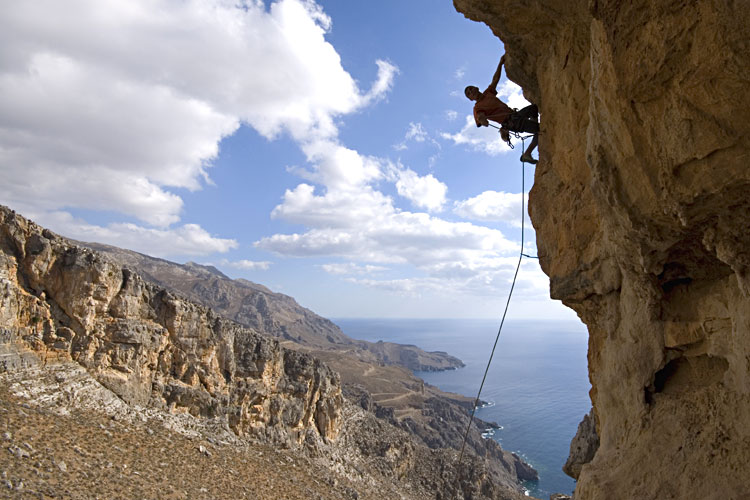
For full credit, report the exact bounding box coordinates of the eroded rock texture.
[0,206,342,446]
[80,243,465,370]
[563,409,599,480]
[454,0,750,498]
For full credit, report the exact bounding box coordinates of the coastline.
[334,317,589,498]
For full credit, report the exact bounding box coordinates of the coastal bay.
[335,318,590,498]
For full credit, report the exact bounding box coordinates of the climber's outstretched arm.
[487,54,506,93]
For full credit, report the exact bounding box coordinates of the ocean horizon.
[333,317,590,499]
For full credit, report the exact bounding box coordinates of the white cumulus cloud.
[498,81,531,110]
[405,122,429,142]
[394,121,441,151]
[256,98,521,295]
[454,190,532,227]
[441,115,509,155]
[257,185,518,268]
[321,263,387,275]
[392,167,447,212]
[222,259,272,271]
[33,210,237,258]
[347,256,547,299]
[0,0,397,255]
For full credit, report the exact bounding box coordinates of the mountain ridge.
[81,241,465,372]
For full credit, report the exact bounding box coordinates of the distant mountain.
[81,242,464,372]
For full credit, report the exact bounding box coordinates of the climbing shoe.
[520,153,538,164]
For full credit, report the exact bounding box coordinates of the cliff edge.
[454,1,750,498]
[0,207,343,446]
[79,241,465,373]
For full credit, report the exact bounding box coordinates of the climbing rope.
[457,133,538,469]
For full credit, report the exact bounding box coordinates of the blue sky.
[0,0,577,320]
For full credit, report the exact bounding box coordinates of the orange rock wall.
[453,1,750,497]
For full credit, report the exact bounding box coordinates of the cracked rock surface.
[1,206,343,446]
[454,0,750,498]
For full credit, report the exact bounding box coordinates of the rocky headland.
[455,0,750,498]
[0,205,533,499]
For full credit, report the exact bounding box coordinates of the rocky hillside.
[0,206,342,446]
[82,242,464,372]
[0,360,531,500]
[78,240,511,464]
[0,205,532,499]
[454,0,750,498]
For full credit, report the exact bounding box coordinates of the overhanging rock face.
[453,1,750,498]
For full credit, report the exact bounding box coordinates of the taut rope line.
[457,133,537,471]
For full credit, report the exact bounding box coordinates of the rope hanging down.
[457,133,537,468]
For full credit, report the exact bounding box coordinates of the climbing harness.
[457,133,538,470]
[487,122,514,149]
[488,115,533,150]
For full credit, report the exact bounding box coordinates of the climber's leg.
[520,134,539,164]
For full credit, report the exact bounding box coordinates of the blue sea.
[332,318,590,499]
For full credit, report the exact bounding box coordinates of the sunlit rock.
[454,0,750,498]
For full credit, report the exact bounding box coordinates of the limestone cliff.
[454,0,750,498]
[0,206,342,445]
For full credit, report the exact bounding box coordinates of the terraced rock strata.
[82,241,464,373]
[80,238,514,466]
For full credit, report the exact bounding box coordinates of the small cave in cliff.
[647,236,733,406]
[656,235,733,297]
[646,354,729,404]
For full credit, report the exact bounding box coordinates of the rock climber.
[464,54,539,164]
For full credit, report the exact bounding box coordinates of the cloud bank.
[0,0,396,253]
[454,190,532,228]
[0,0,547,304]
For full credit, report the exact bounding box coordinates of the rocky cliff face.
[78,243,354,349]
[454,0,750,498]
[0,206,342,446]
[562,409,599,480]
